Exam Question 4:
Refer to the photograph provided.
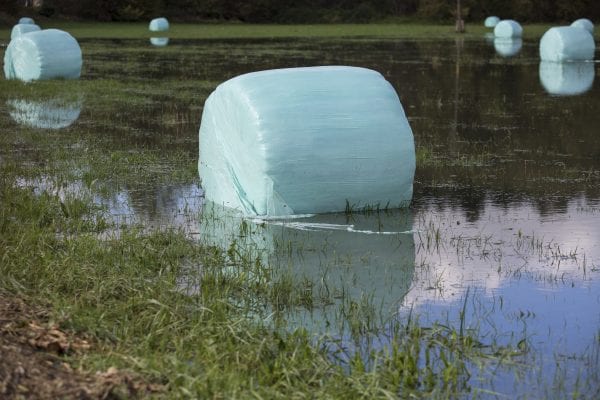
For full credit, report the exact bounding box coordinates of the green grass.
[0,21,567,41]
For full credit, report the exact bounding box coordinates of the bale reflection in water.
[539,61,595,96]
[493,38,522,57]
[484,32,495,43]
[197,201,415,338]
[150,37,169,47]
[7,98,82,129]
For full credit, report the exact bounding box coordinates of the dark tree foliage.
[5,0,600,23]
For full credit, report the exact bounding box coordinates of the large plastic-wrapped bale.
[10,23,41,39]
[7,98,82,129]
[484,16,500,28]
[571,18,594,34]
[149,17,169,32]
[18,17,35,24]
[494,20,523,38]
[540,26,595,62]
[539,61,595,96]
[199,66,416,217]
[3,29,82,82]
[494,38,522,57]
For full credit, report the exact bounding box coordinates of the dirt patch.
[0,292,164,399]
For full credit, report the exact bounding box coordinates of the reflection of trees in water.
[382,40,598,146]
[115,183,202,228]
[413,187,577,222]
[413,187,486,222]
[533,196,570,217]
[459,188,486,222]
[389,40,600,216]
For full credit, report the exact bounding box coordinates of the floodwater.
[3,35,600,397]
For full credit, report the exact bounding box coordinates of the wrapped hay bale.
[199,66,416,217]
[494,20,523,38]
[3,29,82,82]
[571,18,594,34]
[494,38,522,57]
[7,98,82,129]
[11,23,41,39]
[149,18,169,32]
[539,61,595,96]
[18,17,35,24]
[540,26,595,62]
[484,16,500,28]
[150,37,169,47]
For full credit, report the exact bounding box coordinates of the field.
[0,21,565,40]
[1,22,600,399]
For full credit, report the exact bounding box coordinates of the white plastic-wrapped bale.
[149,17,169,32]
[150,37,169,47]
[571,18,594,34]
[18,17,35,24]
[3,29,82,82]
[10,23,41,39]
[199,66,416,217]
[540,26,595,62]
[494,38,522,57]
[484,16,500,28]
[539,61,595,96]
[494,20,523,38]
[7,98,82,129]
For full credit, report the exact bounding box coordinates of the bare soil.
[0,293,163,399]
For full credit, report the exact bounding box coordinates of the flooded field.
[1,34,599,398]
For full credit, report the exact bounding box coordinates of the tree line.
[7,0,600,23]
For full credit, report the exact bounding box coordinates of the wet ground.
[2,35,600,398]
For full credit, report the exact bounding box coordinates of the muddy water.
[3,36,600,397]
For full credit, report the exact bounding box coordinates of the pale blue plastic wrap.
[11,23,41,39]
[540,26,595,62]
[198,66,416,217]
[4,29,82,82]
[7,99,82,129]
[149,18,169,32]
[18,17,35,24]
[150,37,169,47]
[539,61,595,96]
[494,20,523,38]
[571,18,594,34]
[494,38,522,57]
[484,16,500,28]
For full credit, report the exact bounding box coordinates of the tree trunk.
[455,0,465,33]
